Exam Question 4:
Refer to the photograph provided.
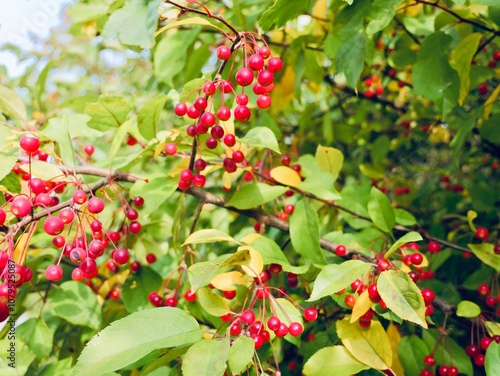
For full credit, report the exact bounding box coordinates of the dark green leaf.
[398,336,430,376]
[85,94,134,131]
[290,198,327,264]
[122,266,163,313]
[367,187,395,233]
[335,31,366,88]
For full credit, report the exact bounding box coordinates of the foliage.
[0,0,499,375]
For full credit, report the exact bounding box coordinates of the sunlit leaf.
[270,166,302,188]
[303,345,369,376]
[182,338,230,376]
[385,232,423,259]
[456,300,481,318]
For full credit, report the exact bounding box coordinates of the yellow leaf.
[485,321,500,336]
[210,271,249,291]
[271,66,295,114]
[270,166,302,188]
[167,157,190,177]
[98,270,130,298]
[351,290,372,323]
[387,324,405,376]
[240,246,263,278]
[19,161,70,182]
[337,316,393,370]
[240,233,261,244]
[428,126,450,144]
[484,83,500,120]
[315,145,344,182]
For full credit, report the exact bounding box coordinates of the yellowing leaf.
[485,321,500,337]
[20,161,69,182]
[428,126,450,144]
[240,233,260,244]
[270,166,302,188]
[303,345,369,376]
[351,290,372,323]
[271,66,295,113]
[154,17,225,38]
[484,83,500,120]
[182,229,238,246]
[386,323,405,376]
[337,317,393,370]
[467,210,477,232]
[197,287,231,316]
[210,271,249,291]
[468,243,500,272]
[377,270,427,328]
[240,246,263,278]
[315,145,344,182]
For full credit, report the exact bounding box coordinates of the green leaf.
[68,2,110,23]
[140,346,190,376]
[367,187,395,233]
[154,17,226,38]
[258,0,311,32]
[468,243,500,272]
[412,32,460,118]
[308,260,372,301]
[182,338,230,376]
[180,78,208,103]
[137,94,167,141]
[245,235,309,274]
[226,183,287,210]
[398,335,430,376]
[73,307,202,376]
[480,114,500,144]
[422,329,473,376]
[0,151,18,182]
[108,119,135,164]
[394,208,417,226]
[385,232,423,259]
[85,94,134,131]
[0,171,21,194]
[336,317,392,370]
[335,31,366,88]
[456,300,481,318]
[451,33,482,105]
[0,339,36,375]
[290,198,327,265]
[154,29,200,86]
[34,59,56,111]
[197,287,231,317]
[238,127,281,154]
[122,266,163,313]
[0,84,27,121]
[366,0,403,36]
[228,336,254,375]
[315,145,344,182]
[41,114,76,167]
[50,281,102,330]
[299,173,342,201]
[485,342,500,376]
[377,270,427,328]
[17,318,53,360]
[182,229,238,246]
[303,345,369,376]
[102,0,163,48]
[129,175,178,218]
[485,321,500,337]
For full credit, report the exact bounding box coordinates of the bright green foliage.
[0,0,499,375]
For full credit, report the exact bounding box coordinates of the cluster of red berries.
[464,335,499,368]
[363,75,384,98]
[164,38,283,190]
[421,354,459,376]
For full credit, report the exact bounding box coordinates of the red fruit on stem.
[20,134,40,152]
[45,264,63,281]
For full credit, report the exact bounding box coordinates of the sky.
[0,0,72,76]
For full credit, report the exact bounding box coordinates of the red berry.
[345,295,356,308]
[43,216,65,236]
[200,112,216,127]
[202,81,216,96]
[493,50,500,61]
[146,253,157,264]
[275,323,289,337]
[267,316,281,330]
[281,155,291,165]
[148,292,164,307]
[232,150,245,163]
[217,106,231,121]
[132,196,144,207]
[211,125,225,139]
[248,54,264,71]
[165,297,178,307]
[192,174,206,188]
[88,197,105,214]
[475,227,489,240]
[223,134,236,147]
[438,365,448,376]
[205,137,218,149]
[223,290,236,300]
[288,322,303,337]
[174,102,187,116]
[45,264,63,281]
[411,253,423,265]
[194,159,207,172]
[164,142,177,155]
[241,310,256,325]
[428,241,441,253]
[448,366,458,376]
[84,144,95,156]
[258,46,271,59]
[304,308,318,322]
[256,94,272,109]
[235,67,254,87]
[421,289,435,305]
[20,134,40,152]
[424,355,435,366]
[29,178,46,194]
[233,105,251,122]
[184,290,197,302]
[466,344,479,357]
[480,336,493,350]
[223,158,237,173]
[187,105,201,119]
[130,261,141,272]
[251,333,264,349]
[230,321,242,336]
[73,189,88,204]
[257,70,274,86]
[0,209,6,226]
[485,295,497,307]
[216,45,231,60]
[267,57,283,73]
[478,284,490,296]
[10,197,32,218]
[113,248,130,265]
[59,208,75,224]
[474,353,485,366]
[335,245,347,257]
